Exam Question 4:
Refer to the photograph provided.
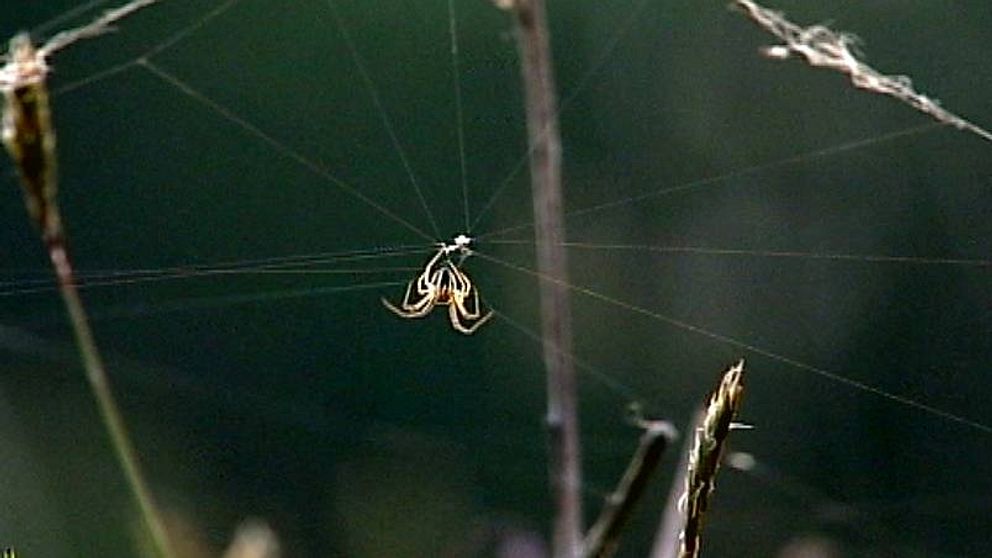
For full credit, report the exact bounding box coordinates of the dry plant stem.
[50,241,176,558]
[40,0,161,57]
[2,16,174,558]
[648,410,696,558]
[499,1,582,556]
[582,419,677,558]
[733,0,992,143]
[677,360,746,558]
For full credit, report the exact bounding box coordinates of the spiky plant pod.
[678,360,746,558]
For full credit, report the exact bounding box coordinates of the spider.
[381,235,493,334]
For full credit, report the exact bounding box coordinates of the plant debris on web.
[733,0,992,143]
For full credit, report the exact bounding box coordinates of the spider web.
[0,0,990,556]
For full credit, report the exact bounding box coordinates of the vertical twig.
[495,1,582,556]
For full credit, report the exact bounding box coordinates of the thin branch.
[648,408,697,558]
[494,1,582,556]
[732,0,992,143]
[583,415,677,558]
[39,0,160,57]
[50,243,176,558]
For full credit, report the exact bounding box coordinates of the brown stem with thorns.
[583,418,677,558]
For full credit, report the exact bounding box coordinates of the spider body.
[382,240,493,334]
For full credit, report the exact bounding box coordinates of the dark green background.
[0,0,989,556]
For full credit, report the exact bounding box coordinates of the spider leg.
[383,245,492,332]
[468,286,494,326]
[460,279,483,319]
[382,280,435,318]
[449,298,494,334]
[421,245,447,277]
[414,268,434,296]
[405,289,436,315]
[382,245,450,320]
[448,286,494,334]
[449,266,472,298]
[454,266,488,320]
[401,275,429,309]
[382,295,435,318]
